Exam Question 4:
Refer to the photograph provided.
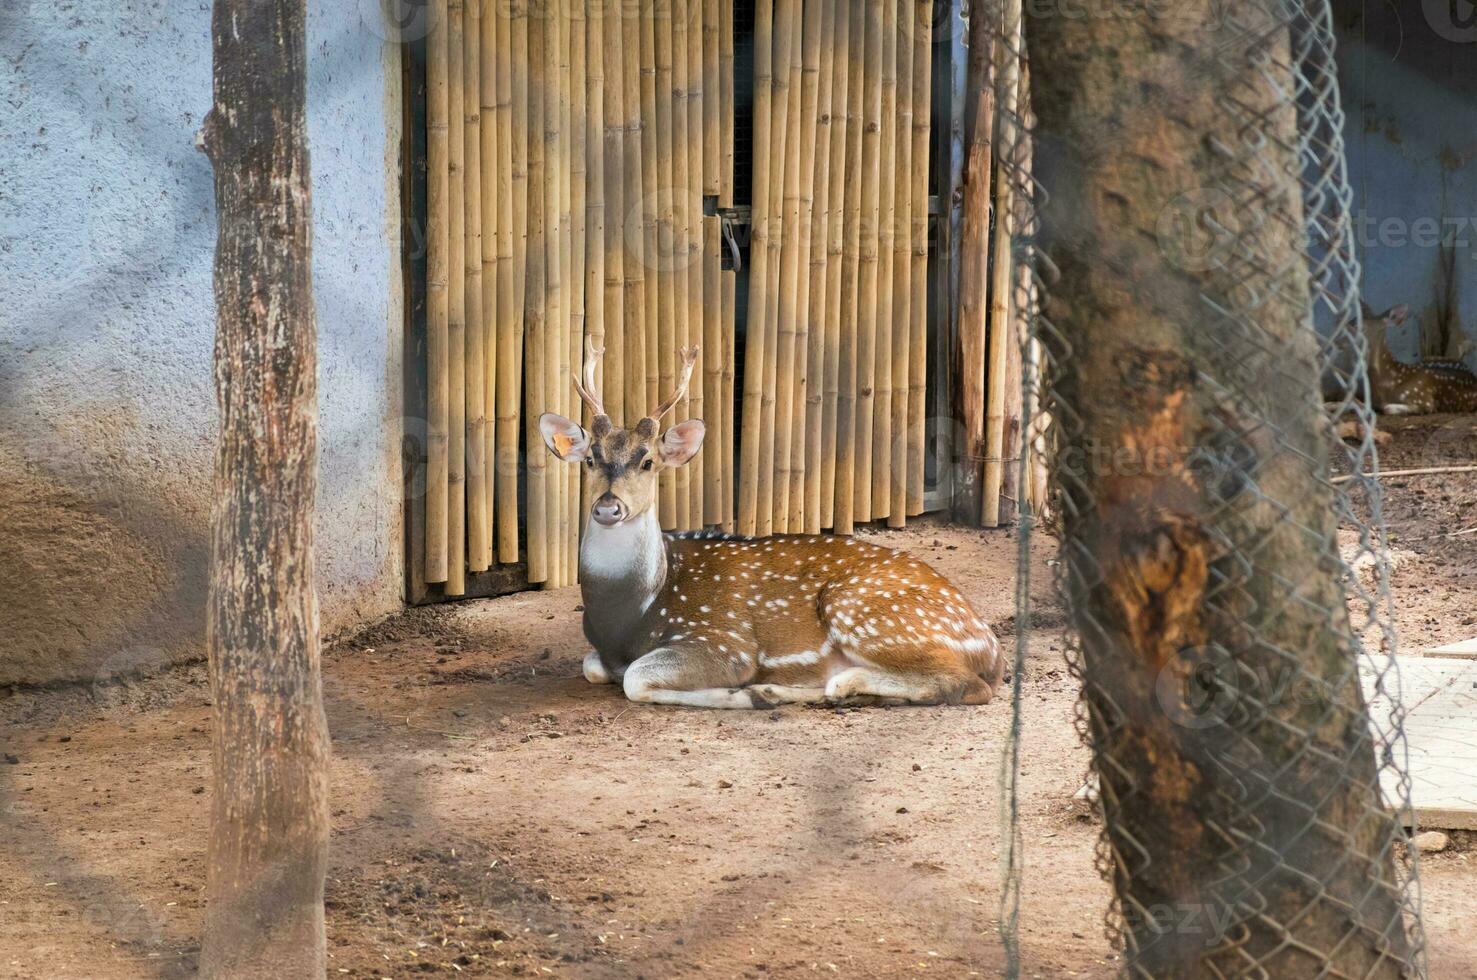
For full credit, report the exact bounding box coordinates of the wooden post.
[425,0,451,582]
[803,0,839,534]
[465,0,488,573]
[820,0,852,530]
[197,1,329,973]
[981,0,1023,528]
[772,0,806,534]
[497,0,526,565]
[602,0,626,428]
[1027,2,1417,972]
[719,0,735,529]
[833,0,865,534]
[656,0,682,528]
[906,0,930,516]
[853,0,884,522]
[447,0,468,595]
[583,0,604,524]
[672,0,696,528]
[701,0,725,524]
[687,0,706,526]
[738,0,775,536]
[888,0,914,527]
[625,0,650,429]
[479,0,500,566]
[955,0,997,525]
[871,0,897,520]
[524,0,549,584]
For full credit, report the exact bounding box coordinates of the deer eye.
[642,458,655,471]
[584,456,595,467]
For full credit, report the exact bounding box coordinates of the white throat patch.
[580,509,665,610]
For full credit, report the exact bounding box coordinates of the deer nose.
[591,493,627,526]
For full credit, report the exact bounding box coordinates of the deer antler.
[572,335,606,419]
[647,346,699,424]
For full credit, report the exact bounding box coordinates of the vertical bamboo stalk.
[640,5,660,421]
[982,0,1023,528]
[702,0,719,194]
[582,1,603,529]
[888,0,913,528]
[832,0,864,534]
[686,0,706,526]
[719,0,735,529]
[632,0,655,424]
[820,0,851,530]
[702,0,723,525]
[560,0,578,584]
[602,0,626,429]
[852,0,883,523]
[671,0,695,528]
[524,0,549,584]
[780,0,820,533]
[738,0,776,536]
[802,0,837,534]
[760,0,798,536]
[497,0,526,565]
[871,0,897,520]
[480,0,500,565]
[655,0,682,528]
[426,0,451,582]
[447,0,468,595]
[906,0,931,515]
[466,0,489,573]
[719,0,734,209]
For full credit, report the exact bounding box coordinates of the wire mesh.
[996,0,1428,975]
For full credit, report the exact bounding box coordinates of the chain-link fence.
[996,0,1428,974]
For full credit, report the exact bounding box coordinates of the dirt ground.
[3,415,1476,978]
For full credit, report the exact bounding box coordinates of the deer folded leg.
[622,646,766,709]
[824,665,981,706]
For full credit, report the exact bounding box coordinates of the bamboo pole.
[466,0,488,573]
[639,3,659,422]
[888,0,913,528]
[673,0,696,527]
[633,0,655,426]
[982,0,1024,528]
[871,0,897,520]
[582,1,603,532]
[701,0,723,525]
[480,0,501,566]
[738,0,774,536]
[703,0,719,195]
[544,0,567,587]
[655,0,682,528]
[497,0,526,564]
[447,0,467,596]
[1000,67,1032,524]
[852,0,883,523]
[524,0,549,584]
[906,0,931,515]
[686,0,706,526]
[719,0,735,529]
[785,0,823,532]
[956,0,997,525]
[832,0,865,534]
[719,0,734,210]
[820,0,851,530]
[602,0,625,429]
[801,0,837,534]
[425,0,450,582]
[560,0,578,584]
[772,0,805,535]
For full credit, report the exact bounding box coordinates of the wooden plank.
[425,0,451,583]
[1362,657,1477,830]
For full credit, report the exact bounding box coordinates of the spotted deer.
[538,341,1004,709]
[1364,302,1477,415]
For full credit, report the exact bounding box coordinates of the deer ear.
[658,419,706,467]
[539,413,591,461]
[1387,304,1410,326]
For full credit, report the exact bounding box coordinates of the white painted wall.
[0,2,406,685]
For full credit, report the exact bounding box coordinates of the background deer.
[1363,302,1477,414]
[538,341,1004,709]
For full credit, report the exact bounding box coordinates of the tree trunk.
[197,1,330,976]
[1025,1,1415,976]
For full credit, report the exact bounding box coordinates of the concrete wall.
[0,2,405,686]
[1336,3,1477,365]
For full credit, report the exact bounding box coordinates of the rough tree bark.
[196,0,330,976]
[1025,1,1415,976]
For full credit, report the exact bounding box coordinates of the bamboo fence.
[419,0,955,598]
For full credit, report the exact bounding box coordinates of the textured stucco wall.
[1336,8,1477,365]
[0,2,405,686]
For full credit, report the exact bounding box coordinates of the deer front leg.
[622,645,767,709]
[583,651,613,685]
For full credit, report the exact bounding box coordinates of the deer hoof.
[583,651,613,685]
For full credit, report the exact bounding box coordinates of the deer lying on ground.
[538,341,1004,709]
[1364,303,1477,415]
